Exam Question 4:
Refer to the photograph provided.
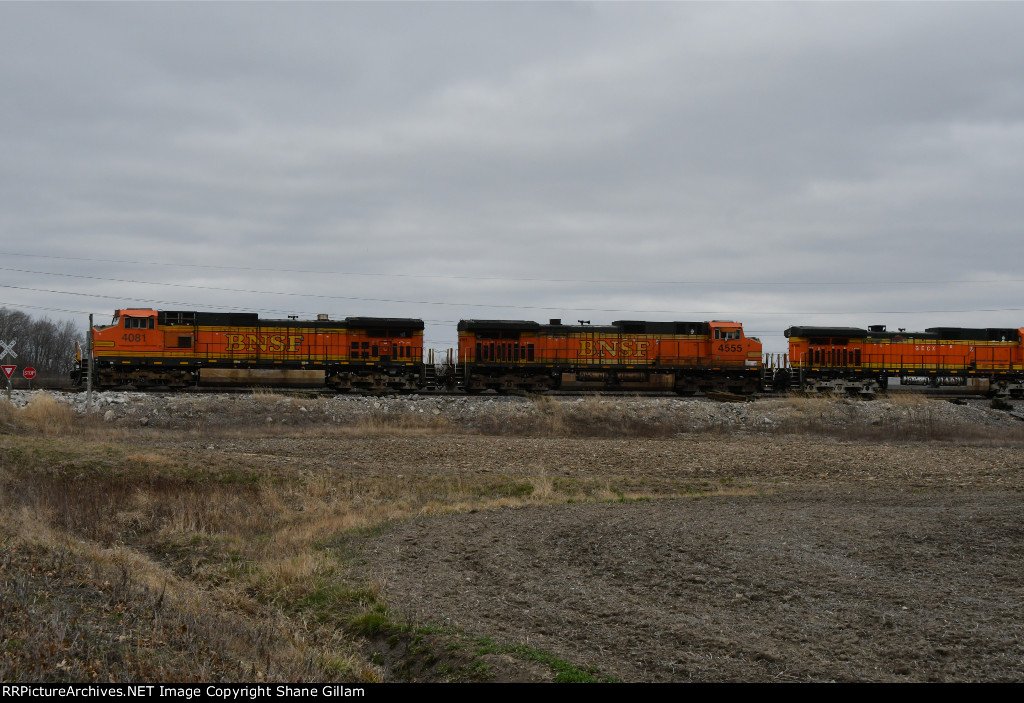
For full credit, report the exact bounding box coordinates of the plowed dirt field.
[357,435,1024,682]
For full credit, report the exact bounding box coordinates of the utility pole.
[86,314,93,410]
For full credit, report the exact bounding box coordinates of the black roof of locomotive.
[926,327,1020,342]
[785,326,939,340]
[457,320,540,332]
[784,326,869,338]
[612,320,711,335]
[158,311,264,326]
[158,311,422,330]
[786,325,1021,343]
[539,323,619,335]
[344,317,424,330]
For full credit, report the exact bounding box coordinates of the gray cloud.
[2,2,1023,354]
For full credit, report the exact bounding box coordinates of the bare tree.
[0,307,84,376]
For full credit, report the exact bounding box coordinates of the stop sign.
[22,367,36,380]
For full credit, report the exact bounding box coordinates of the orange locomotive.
[457,318,763,394]
[74,309,425,391]
[784,324,1024,396]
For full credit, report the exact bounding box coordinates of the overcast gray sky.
[2,1,1023,354]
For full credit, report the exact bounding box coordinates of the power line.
[0,288,304,318]
[4,282,1023,318]
[0,300,95,316]
[5,252,1024,287]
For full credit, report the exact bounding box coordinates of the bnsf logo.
[225,334,305,353]
[579,339,651,358]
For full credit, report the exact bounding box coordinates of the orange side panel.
[458,326,762,369]
[788,336,1023,374]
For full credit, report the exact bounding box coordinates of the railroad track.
[47,386,1003,402]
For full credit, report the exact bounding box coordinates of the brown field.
[1,391,1023,682]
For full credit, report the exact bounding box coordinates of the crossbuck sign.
[0,339,16,360]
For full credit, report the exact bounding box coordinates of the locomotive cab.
[708,321,761,368]
[93,309,161,351]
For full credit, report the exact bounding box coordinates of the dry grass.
[0,509,367,682]
[0,424,385,682]
[1,410,710,682]
[20,395,76,435]
[2,390,1021,681]
[0,394,76,436]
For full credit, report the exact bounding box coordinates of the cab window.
[124,316,154,330]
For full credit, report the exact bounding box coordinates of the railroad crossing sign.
[1,365,15,380]
[0,339,16,360]
[23,367,36,380]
